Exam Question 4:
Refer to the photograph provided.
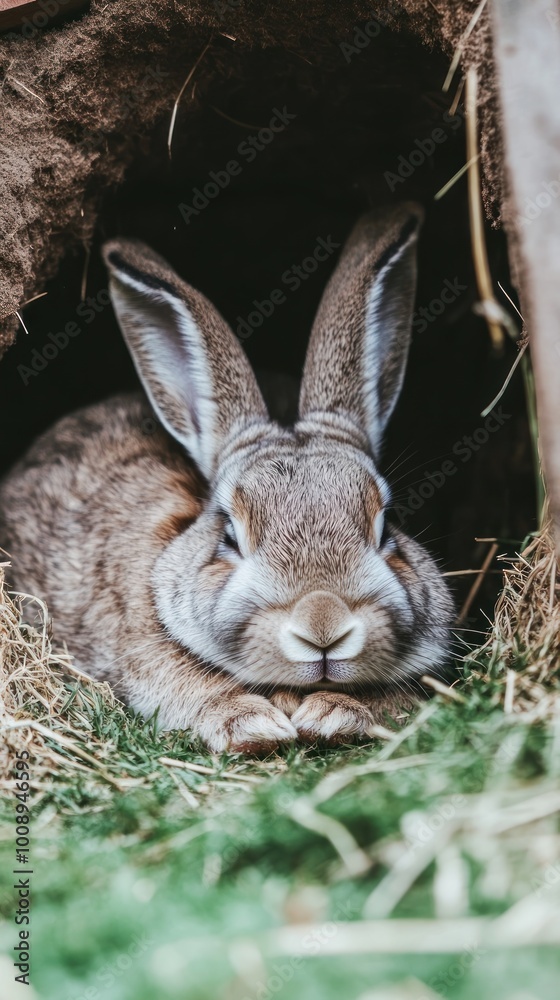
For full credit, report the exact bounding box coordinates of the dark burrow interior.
[0,26,536,645]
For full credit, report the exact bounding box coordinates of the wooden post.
[491,0,560,556]
[0,0,88,33]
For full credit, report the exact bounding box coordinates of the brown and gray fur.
[0,204,454,752]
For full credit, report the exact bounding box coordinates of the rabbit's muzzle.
[279,590,366,682]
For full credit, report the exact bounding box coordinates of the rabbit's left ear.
[102,239,268,482]
[298,203,423,459]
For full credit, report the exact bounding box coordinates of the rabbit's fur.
[0,204,454,751]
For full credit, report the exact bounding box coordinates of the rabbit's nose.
[280,591,365,662]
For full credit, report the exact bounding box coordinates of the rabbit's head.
[103,204,453,694]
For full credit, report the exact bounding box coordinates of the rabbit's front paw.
[268,689,304,716]
[200,694,297,754]
[291,691,374,745]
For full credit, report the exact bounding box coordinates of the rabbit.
[0,203,454,753]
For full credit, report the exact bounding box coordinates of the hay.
[469,519,560,718]
[0,559,123,794]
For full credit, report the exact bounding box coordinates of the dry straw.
[469,520,560,718]
[0,560,124,794]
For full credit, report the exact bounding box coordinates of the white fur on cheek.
[360,550,413,623]
[398,638,449,679]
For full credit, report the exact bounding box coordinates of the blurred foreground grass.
[1,640,560,1000]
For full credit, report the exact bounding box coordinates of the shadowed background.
[0,6,536,626]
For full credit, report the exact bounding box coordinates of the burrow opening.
[0,27,535,630]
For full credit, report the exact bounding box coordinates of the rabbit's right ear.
[298,204,423,460]
[103,240,268,481]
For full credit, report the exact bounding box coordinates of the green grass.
[1,640,560,1000]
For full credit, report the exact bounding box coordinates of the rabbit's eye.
[374,510,393,551]
[374,510,386,548]
[222,516,240,554]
